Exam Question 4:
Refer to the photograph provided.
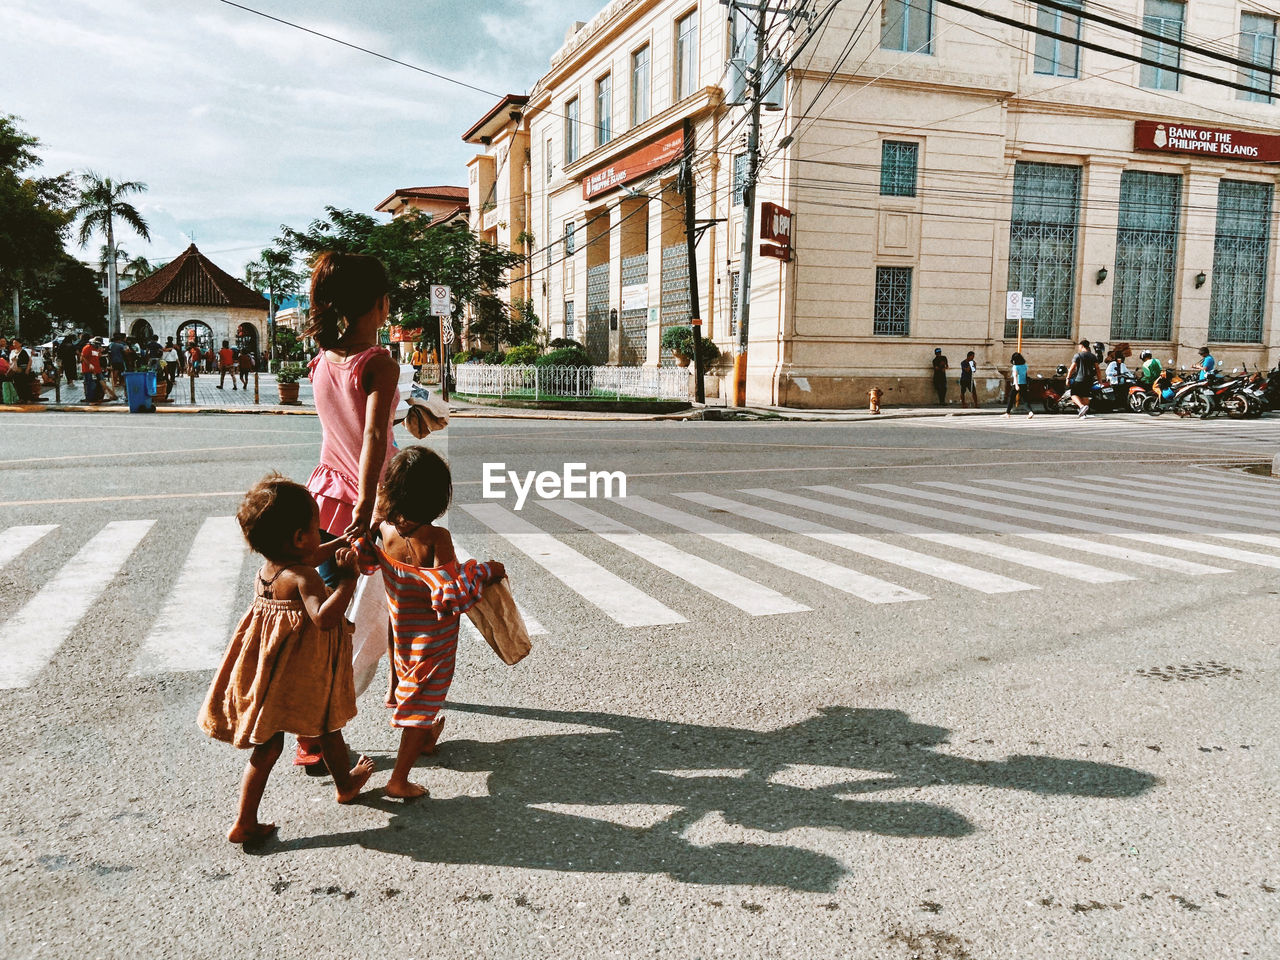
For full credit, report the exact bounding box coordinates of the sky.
[2,0,605,278]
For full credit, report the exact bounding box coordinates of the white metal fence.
[455,363,691,400]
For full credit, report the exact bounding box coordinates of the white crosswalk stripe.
[677,491,1035,594]
[0,525,57,573]
[452,539,549,636]
[4,467,1280,687]
[131,517,248,675]
[459,502,687,627]
[540,499,811,616]
[902,413,1280,451]
[615,496,928,604]
[0,520,154,689]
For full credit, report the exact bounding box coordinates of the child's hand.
[334,547,357,572]
[485,561,506,584]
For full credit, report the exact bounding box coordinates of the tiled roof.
[374,185,471,213]
[461,95,530,143]
[120,244,267,309]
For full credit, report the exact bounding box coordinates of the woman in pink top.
[296,251,401,771]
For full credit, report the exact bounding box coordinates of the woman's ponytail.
[304,251,391,351]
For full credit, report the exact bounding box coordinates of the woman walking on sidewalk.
[1003,351,1033,418]
[295,251,401,773]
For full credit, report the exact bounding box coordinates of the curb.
[0,402,318,416]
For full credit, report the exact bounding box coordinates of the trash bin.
[145,371,157,396]
[124,371,153,413]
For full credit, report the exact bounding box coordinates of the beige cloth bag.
[465,578,532,665]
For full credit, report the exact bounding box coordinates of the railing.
[455,363,691,400]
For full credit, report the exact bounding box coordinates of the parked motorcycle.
[1145,368,1214,417]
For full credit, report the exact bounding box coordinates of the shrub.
[503,343,541,366]
[549,337,586,352]
[534,345,592,368]
[275,362,306,384]
[482,348,506,364]
[661,325,721,366]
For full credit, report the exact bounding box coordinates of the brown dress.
[198,595,357,749]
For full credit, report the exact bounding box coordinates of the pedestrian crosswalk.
[901,412,1280,452]
[2,468,1279,689]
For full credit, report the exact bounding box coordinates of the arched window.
[235,322,260,356]
[177,320,214,355]
[129,318,154,341]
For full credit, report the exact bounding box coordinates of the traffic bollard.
[254,370,259,405]
[189,372,196,405]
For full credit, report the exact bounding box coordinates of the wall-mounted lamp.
[1095,266,1108,285]
[1195,270,1207,288]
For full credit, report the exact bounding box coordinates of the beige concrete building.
[119,244,267,355]
[510,0,1280,406]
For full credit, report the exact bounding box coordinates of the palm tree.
[244,246,301,364]
[73,173,150,335]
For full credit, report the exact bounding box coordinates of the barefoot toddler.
[198,474,374,843]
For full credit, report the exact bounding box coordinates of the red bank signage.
[759,201,792,261]
[582,128,685,200]
[1134,120,1280,162]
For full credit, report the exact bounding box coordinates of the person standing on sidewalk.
[1065,338,1097,417]
[1003,351,1033,418]
[931,348,949,405]
[217,340,238,390]
[59,335,79,384]
[238,346,254,389]
[161,338,179,388]
[294,251,401,774]
[959,351,978,408]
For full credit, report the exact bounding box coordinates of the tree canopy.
[16,252,106,340]
[0,115,73,307]
[278,206,524,349]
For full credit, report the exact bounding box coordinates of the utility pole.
[681,118,705,404]
[732,0,767,407]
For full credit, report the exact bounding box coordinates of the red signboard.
[1134,120,1280,162]
[759,201,792,261]
[582,128,685,200]
[387,325,417,343]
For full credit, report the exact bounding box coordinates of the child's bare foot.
[385,779,429,799]
[421,715,446,757]
[227,821,277,844]
[336,755,375,804]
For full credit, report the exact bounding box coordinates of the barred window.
[1111,170,1181,341]
[1209,180,1272,343]
[1006,161,1081,339]
[1140,0,1183,91]
[729,269,740,337]
[564,221,576,255]
[880,141,918,197]
[873,266,912,336]
[1239,13,1277,103]
[732,154,748,206]
[564,301,575,340]
[1034,0,1081,77]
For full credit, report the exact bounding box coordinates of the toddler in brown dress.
[199,474,374,843]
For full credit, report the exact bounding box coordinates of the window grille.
[1239,13,1277,102]
[1209,180,1272,343]
[1034,0,1081,76]
[880,141,918,197]
[1140,0,1184,90]
[732,154,749,206]
[1006,161,1081,339]
[564,301,575,340]
[873,266,912,336]
[1111,170,1181,341]
[564,221,576,255]
[881,0,934,54]
[729,269,740,337]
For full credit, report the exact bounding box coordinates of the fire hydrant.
[868,386,883,415]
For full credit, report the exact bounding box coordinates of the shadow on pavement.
[263,704,1160,892]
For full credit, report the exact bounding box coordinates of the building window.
[1209,180,1272,343]
[1034,0,1081,77]
[596,74,612,147]
[880,141,919,197]
[546,138,553,182]
[676,10,699,100]
[564,221,576,255]
[881,0,934,54]
[1111,170,1181,341]
[1239,13,1277,103]
[564,301,575,340]
[631,45,651,126]
[732,154,749,205]
[873,267,912,336]
[1006,161,1081,339]
[1140,0,1183,91]
[564,97,580,164]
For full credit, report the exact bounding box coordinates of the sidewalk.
[7,372,317,414]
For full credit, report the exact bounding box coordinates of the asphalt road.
[1,410,1278,959]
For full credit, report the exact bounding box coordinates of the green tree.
[15,251,106,340]
[279,206,523,348]
[0,115,74,332]
[72,172,150,335]
[244,246,303,362]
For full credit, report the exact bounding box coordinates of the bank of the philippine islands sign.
[1134,120,1280,161]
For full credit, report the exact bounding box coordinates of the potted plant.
[276,362,304,404]
[661,326,720,368]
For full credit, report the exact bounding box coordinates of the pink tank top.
[305,346,399,535]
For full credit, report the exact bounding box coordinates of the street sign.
[1005,291,1022,321]
[1021,295,1035,320]
[430,284,451,317]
